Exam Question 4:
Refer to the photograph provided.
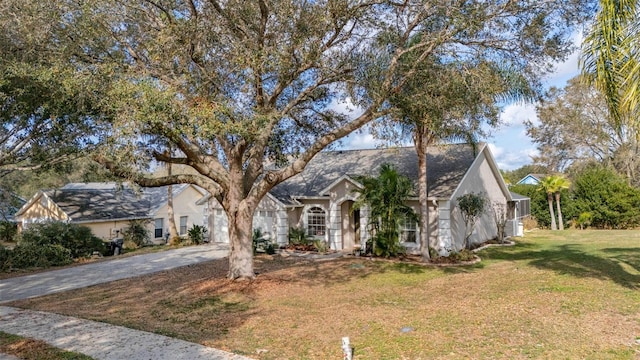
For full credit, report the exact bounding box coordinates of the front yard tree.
[9,0,593,279]
[457,193,487,250]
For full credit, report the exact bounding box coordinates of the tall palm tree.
[391,56,534,261]
[551,176,571,230]
[539,176,558,230]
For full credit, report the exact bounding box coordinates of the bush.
[0,245,10,271]
[122,220,150,247]
[288,227,311,246]
[0,221,17,242]
[8,243,73,269]
[373,230,406,258]
[188,225,207,245]
[20,222,104,258]
[253,229,275,255]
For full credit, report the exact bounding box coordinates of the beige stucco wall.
[153,185,206,241]
[77,220,150,241]
[207,195,284,244]
[449,149,507,251]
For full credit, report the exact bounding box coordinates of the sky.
[339,33,584,171]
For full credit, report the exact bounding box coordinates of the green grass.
[12,229,640,359]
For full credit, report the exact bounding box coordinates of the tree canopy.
[3,0,594,279]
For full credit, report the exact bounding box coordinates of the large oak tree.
[5,0,593,279]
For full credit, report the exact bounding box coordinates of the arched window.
[307,207,326,237]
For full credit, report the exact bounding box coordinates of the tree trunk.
[415,131,431,261]
[166,161,179,244]
[227,207,256,279]
[555,192,564,230]
[547,193,557,230]
[224,174,257,280]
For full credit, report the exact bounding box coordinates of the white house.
[203,143,528,255]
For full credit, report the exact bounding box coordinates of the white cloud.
[493,147,539,170]
[343,132,380,149]
[544,30,583,87]
[499,103,538,127]
[328,97,364,120]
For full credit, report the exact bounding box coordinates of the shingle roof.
[44,183,191,223]
[271,143,478,204]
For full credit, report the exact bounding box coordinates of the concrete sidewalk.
[0,243,229,303]
[0,306,251,360]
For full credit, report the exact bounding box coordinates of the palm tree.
[582,0,639,126]
[353,164,416,257]
[539,176,558,230]
[391,56,534,261]
[552,176,571,230]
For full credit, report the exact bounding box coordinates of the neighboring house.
[516,173,547,185]
[15,183,208,243]
[204,143,523,255]
[0,189,26,222]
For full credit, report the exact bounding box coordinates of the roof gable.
[271,143,478,204]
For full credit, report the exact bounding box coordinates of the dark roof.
[271,143,478,204]
[509,191,530,201]
[0,190,26,222]
[43,183,191,222]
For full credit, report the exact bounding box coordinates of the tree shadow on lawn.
[481,243,640,289]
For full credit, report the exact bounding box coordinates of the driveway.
[0,243,229,303]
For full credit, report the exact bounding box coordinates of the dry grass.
[9,230,640,359]
[0,331,92,360]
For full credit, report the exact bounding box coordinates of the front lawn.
[10,230,640,359]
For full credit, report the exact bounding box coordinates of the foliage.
[527,76,640,180]
[510,183,570,229]
[457,193,487,250]
[122,220,150,248]
[354,164,416,258]
[538,175,571,230]
[571,164,640,228]
[20,222,104,258]
[582,0,639,124]
[253,229,275,255]
[288,227,311,247]
[0,221,17,242]
[576,212,594,229]
[0,244,9,270]
[188,225,208,245]
[2,0,593,279]
[6,243,73,269]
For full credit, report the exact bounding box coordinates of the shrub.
[8,243,72,269]
[0,245,10,271]
[288,227,311,246]
[188,225,207,245]
[20,222,104,258]
[253,229,275,255]
[0,221,17,242]
[122,220,150,247]
[373,230,406,258]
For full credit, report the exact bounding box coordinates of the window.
[154,218,163,238]
[179,216,188,235]
[307,207,326,237]
[400,215,417,243]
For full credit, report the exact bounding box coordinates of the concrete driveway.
[0,243,229,303]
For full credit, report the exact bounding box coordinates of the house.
[14,182,208,243]
[204,143,525,255]
[516,173,547,185]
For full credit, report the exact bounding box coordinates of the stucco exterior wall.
[153,186,206,240]
[77,220,149,241]
[449,150,507,251]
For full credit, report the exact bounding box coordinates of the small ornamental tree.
[491,201,508,244]
[457,193,487,250]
